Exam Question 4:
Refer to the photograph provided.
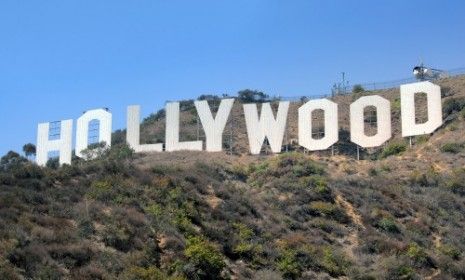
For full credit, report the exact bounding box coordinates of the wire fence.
[163,67,465,105]
[273,67,465,102]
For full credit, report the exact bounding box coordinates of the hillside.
[2,76,465,279]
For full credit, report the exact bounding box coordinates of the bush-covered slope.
[1,144,465,279]
[2,76,465,279]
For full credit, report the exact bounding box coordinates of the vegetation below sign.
[1,75,465,279]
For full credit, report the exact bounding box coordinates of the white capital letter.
[165,102,202,152]
[127,105,163,153]
[244,101,289,154]
[401,81,442,137]
[76,108,112,158]
[350,96,391,147]
[36,120,73,166]
[195,99,234,152]
[298,99,338,151]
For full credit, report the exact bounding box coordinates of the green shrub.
[313,177,331,195]
[440,244,461,260]
[232,223,262,260]
[108,143,134,160]
[184,236,225,279]
[276,153,325,176]
[448,123,458,131]
[309,201,348,223]
[362,236,397,255]
[0,261,20,280]
[379,142,407,159]
[229,164,249,181]
[277,249,301,279]
[11,163,44,180]
[415,135,429,144]
[409,167,440,187]
[321,247,349,276]
[377,217,399,233]
[446,169,465,195]
[86,179,112,201]
[291,161,325,177]
[102,223,132,252]
[248,153,325,188]
[382,255,417,279]
[78,218,95,238]
[440,142,463,154]
[380,164,391,172]
[36,265,62,280]
[460,107,465,119]
[311,218,343,234]
[145,204,163,220]
[48,244,94,268]
[406,243,428,266]
[173,209,196,235]
[392,98,401,111]
[443,97,465,116]
[387,265,416,280]
[298,176,330,195]
[368,168,378,176]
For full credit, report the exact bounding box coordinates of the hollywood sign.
[36,81,442,166]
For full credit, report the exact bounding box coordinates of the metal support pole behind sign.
[357,146,360,160]
[229,117,233,155]
[285,128,289,153]
[196,115,200,141]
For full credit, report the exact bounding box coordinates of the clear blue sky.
[1,0,465,156]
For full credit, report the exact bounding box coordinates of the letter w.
[243,102,289,155]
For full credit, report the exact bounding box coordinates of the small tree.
[80,141,109,160]
[1,151,27,170]
[23,143,36,159]
[237,89,269,103]
[352,84,365,93]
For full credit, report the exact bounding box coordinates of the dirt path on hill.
[335,193,365,260]
[424,234,442,280]
[335,193,365,229]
